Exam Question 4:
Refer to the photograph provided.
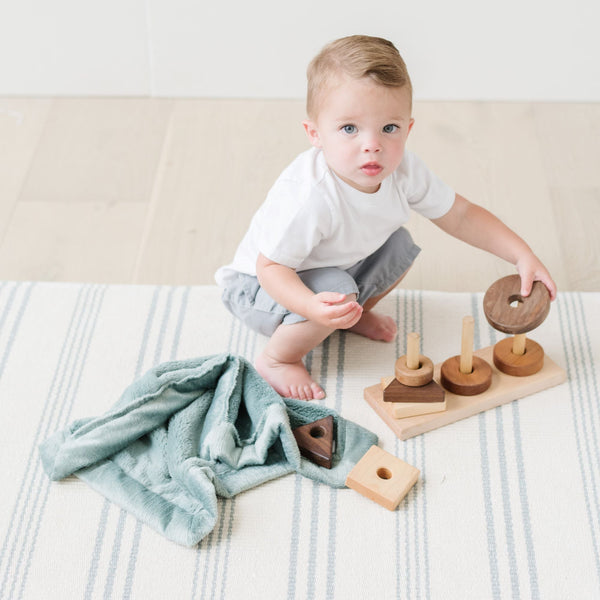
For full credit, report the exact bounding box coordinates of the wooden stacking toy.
[440,316,492,395]
[483,275,551,376]
[381,332,446,418]
[363,275,566,440]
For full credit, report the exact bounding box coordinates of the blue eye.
[342,124,357,134]
[383,124,398,133]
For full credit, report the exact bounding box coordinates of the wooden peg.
[345,445,419,511]
[512,333,527,356]
[406,332,420,369]
[440,317,492,396]
[460,316,474,374]
[292,416,334,469]
[394,332,434,387]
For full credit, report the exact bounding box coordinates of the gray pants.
[221,227,420,337]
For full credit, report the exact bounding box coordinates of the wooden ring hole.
[377,467,393,480]
[508,295,524,308]
[310,425,326,439]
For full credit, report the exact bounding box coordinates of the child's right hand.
[305,292,363,330]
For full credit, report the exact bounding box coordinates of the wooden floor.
[1,98,598,292]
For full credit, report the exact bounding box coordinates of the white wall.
[1,0,598,100]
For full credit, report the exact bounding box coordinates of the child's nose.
[362,134,382,152]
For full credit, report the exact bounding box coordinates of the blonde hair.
[306,35,413,118]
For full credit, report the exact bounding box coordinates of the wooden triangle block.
[292,415,334,469]
[382,378,446,419]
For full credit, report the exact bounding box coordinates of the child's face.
[304,76,414,194]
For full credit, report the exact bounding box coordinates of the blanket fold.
[40,353,377,546]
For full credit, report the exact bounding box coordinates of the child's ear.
[303,120,322,148]
[407,118,415,136]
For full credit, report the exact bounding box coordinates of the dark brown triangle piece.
[292,415,334,469]
[383,378,445,403]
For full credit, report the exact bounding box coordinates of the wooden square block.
[382,378,446,418]
[345,445,419,511]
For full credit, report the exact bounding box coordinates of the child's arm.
[256,253,363,329]
[432,194,557,300]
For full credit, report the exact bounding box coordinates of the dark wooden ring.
[493,337,545,376]
[483,275,550,334]
[440,355,492,396]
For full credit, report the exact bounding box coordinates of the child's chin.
[355,179,382,193]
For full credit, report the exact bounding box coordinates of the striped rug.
[0,282,598,599]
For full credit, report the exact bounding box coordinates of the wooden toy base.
[364,345,567,440]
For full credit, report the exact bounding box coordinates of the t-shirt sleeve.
[401,151,455,219]
[254,179,331,269]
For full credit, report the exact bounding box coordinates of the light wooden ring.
[483,275,550,334]
[394,355,434,387]
[493,337,544,376]
[440,355,492,396]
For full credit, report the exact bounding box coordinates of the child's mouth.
[361,162,383,176]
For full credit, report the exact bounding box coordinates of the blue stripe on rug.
[475,292,501,600]
[558,294,600,587]
[419,290,431,600]
[394,290,403,598]
[16,285,105,600]
[0,283,34,384]
[192,310,239,600]
[325,330,347,598]
[211,313,258,599]
[100,287,172,600]
[85,286,159,600]
[121,287,193,600]
[1,283,84,599]
[286,474,303,600]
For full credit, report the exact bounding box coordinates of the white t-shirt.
[215,147,454,286]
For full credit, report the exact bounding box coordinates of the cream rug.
[0,282,598,599]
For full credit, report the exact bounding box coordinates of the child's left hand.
[516,253,557,301]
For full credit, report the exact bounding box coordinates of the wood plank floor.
[1,98,598,292]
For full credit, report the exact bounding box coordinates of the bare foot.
[348,310,397,342]
[255,352,325,401]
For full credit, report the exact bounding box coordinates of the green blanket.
[40,354,377,546]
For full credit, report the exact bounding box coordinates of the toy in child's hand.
[483,274,550,376]
[440,316,493,395]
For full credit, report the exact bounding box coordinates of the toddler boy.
[215,35,556,401]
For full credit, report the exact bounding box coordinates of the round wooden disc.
[483,275,550,334]
[440,355,492,396]
[394,355,434,387]
[493,337,544,376]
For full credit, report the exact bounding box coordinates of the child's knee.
[297,267,359,298]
